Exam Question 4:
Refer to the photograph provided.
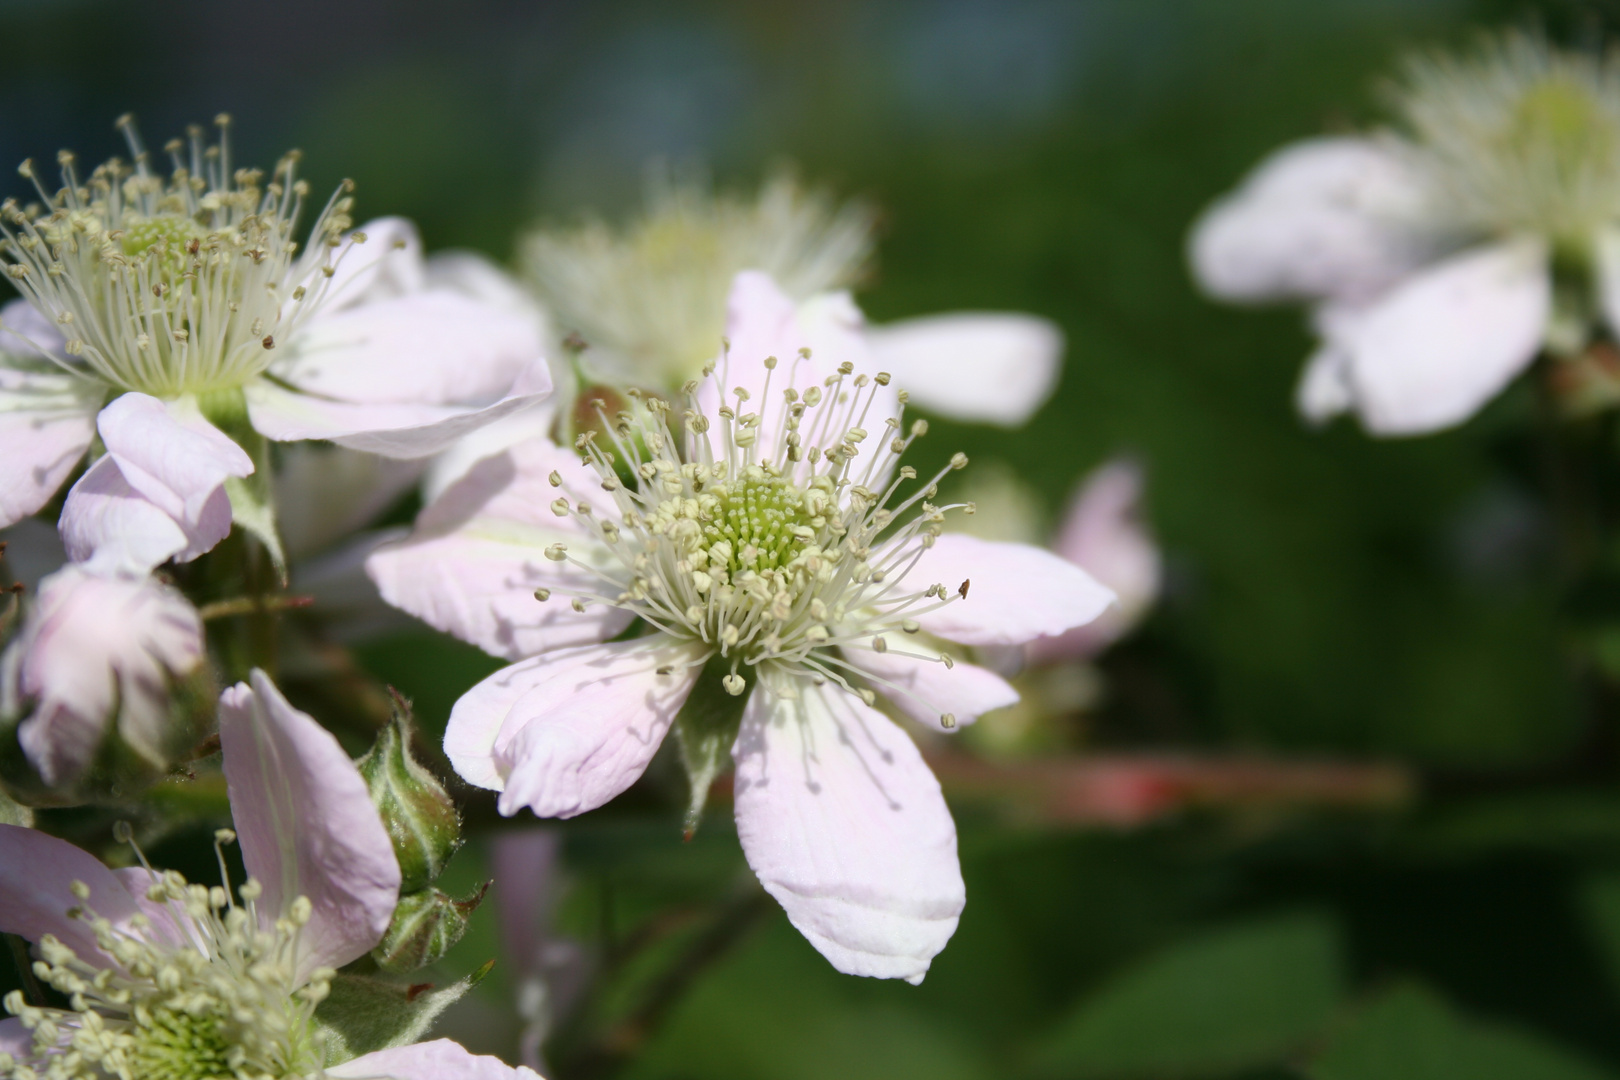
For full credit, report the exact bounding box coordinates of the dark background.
[11,1,1620,1076]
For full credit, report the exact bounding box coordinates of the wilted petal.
[1189,136,1437,303]
[1029,459,1162,663]
[847,648,1017,730]
[446,638,704,816]
[8,566,203,786]
[1342,238,1550,435]
[244,358,553,459]
[906,533,1116,647]
[60,454,232,574]
[330,1040,544,1080]
[218,670,401,980]
[865,313,1061,426]
[367,441,631,660]
[0,823,141,968]
[732,682,964,982]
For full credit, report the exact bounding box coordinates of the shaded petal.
[1029,458,1162,663]
[732,682,964,982]
[0,1016,32,1059]
[276,292,544,408]
[1296,337,1355,425]
[846,648,1017,730]
[447,638,704,815]
[1342,238,1550,435]
[244,358,552,459]
[330,1040,543,1080]
[367,442,630,660]
[905,533,1116,646]
[0,823,140,968]
[864,313,1061,426]
[1189,136,1437,303]
[60,454,231,574]
[293,529,421,644]
[421,401,557,503]
[111,866,189,949]
[218,670,400,980]
[274,443,425,560]
[10,566,203,785]
[0,354,99,529]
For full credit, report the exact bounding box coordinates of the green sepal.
[672,655,750,839]
[199,385,288,584]
[356,692,463,893]
[371,882,490,975]
[315,959,495,1064]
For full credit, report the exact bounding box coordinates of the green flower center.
[130,1009,235,1080]
[120,212,204,261]
[1504,78,1617,190]
[703,473,813,573]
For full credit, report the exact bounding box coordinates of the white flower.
[524,169,1062,424]
[0,671,404,1078]
[367,271,1115,982]
[0,116,551,562]
[0,565,204,789]
[1190,32,1620,435]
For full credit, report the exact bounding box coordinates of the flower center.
[703,472,814,574]
[0,115,359,399]
[130,1009,235,1080]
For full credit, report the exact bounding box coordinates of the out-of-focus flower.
[1190,32,1620,435]
[0,670,403,1077]
[0,565,206,794]
[369,271,1115,983]
[523,169,1064,427]
[1028,458,1162,664]
[491,828,587,1074]
[329,1040,546,1079]
[0,116,551,557]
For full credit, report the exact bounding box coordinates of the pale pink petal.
[425,250,552,334]
[1341,238,1550,435]
[218,670,401,980]
[60,454,232,574]
[0,823,141,968]
[1189,136,1438,303]
[421,401,558,503]
[846,648,1018,730]
[731,682,964,982]
[276,292,543,407]
[110,866,188,949]
[1029,459,1162,662]
[244,358,553,459]
[905,533,1116,647]
[1296,337,1355,425]
[0,1016,32,1059]
[0,298,67,357]
[292,530,420,644]
[864,313,1061,426]
[367,441,630,660]
[95,393,252,534]
[330,1039,543,1080]
[319,217,426,310]
[0,358,99,529]
[453,639,706,816]
[9,567,202,785]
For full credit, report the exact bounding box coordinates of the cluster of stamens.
[0,828,330,1080]
[538,350,974,723]
[0,114,366,398]
[1393,33,1620,245]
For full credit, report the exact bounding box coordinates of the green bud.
[370,883,489,974]
[356,691,462,893]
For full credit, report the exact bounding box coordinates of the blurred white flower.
[0,565,204,789]
[1191,32,1620,435]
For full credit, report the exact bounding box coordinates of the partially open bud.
[371,882,490,974]
[0,566,214,806]
[356,691,462,893]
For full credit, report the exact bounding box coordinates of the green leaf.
[1309,983,1614,1080]
[1580,873,1620,999]
[1030,911,1345,1078]
[226,473,288,584]
[673,656,749,838]
[314,960,494,1064]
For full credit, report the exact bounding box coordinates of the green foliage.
[1309,983,1616,1080]
[1030,911,1344,1078]
[315,961,494,1064]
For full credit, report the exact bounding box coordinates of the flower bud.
[371,882,489,974]
[0,566,213,806]
[356,692,462,893]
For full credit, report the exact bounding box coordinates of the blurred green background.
[14,0,1620,1076]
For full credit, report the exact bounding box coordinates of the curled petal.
[906,533,1116,647]
[732,682,964,982]
[61,455,232,574]
[865,313,1061,426]
[218,670,401,980]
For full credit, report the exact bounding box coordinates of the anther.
[533,588,551,602]
[722,674,746,696]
